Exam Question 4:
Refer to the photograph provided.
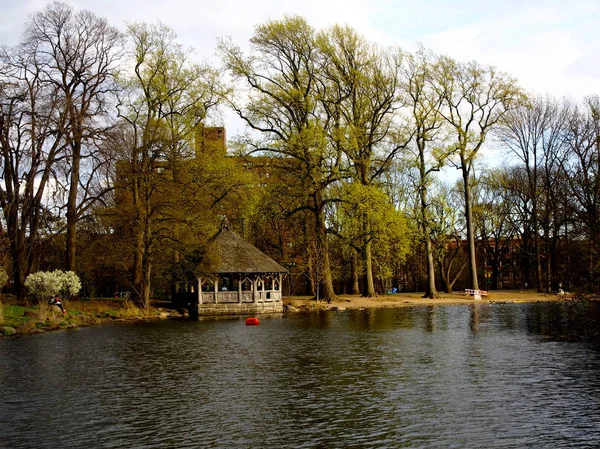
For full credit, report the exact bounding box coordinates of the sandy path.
[284,290,565,311]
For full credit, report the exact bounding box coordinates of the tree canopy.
[2,6,599,302]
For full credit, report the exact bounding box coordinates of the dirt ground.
[283,289,566,311]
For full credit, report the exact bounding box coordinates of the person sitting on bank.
[49,294,66,314]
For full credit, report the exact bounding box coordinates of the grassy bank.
[0,297,177,337]
[2,290,592,337]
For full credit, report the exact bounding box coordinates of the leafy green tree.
[116,23,224,307]
[435,57,524,291]
[220,16,340,302]
[401,47,450,298]
[316,25,406,297]
[333,183,412,294]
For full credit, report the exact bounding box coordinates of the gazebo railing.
[241,291,253,303]
[256,290,281,302]
[216,291,239,303]
[199,289,281,304]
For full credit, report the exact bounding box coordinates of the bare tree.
[496,96,570,292]
[0,43,67,299]
[430,182,467,293]
[22,2,123,272]
[474,170,520,290]
[563,96,600,290]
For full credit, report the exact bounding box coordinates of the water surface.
[1,301,599,448]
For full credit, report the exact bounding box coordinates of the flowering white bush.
[24,270,81,302]
[56,270,82,299]
[25,271,62,302]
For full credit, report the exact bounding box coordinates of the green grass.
[0,297,172,336]
[0,304,30,327]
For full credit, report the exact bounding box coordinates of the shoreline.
[283,290,569,312]
[0,299,180,337]
[0,290,582,337]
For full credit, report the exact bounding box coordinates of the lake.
[1,301,600,448]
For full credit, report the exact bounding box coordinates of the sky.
[2,0,600,139]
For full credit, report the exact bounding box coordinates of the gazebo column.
[238,276,242,304]
[214,278,219,304]
[278,273,283,301]
[198,278,203,305]
[252,278,258,303]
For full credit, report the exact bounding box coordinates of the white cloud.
[2,0,599,127]
[415,1,600,99]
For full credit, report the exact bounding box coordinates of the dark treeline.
[1,3,598,305]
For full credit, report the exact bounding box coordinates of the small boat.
[245,317,260,326]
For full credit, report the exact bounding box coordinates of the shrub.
[25,271,62,303]
[25,270,82,303]
[55,271,82,300]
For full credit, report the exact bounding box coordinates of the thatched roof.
[198,228,287,274]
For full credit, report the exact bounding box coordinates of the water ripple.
[1,303,600,448]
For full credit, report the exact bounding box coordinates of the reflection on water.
[1,302,599,448]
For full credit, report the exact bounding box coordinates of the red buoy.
[245,317,260,326]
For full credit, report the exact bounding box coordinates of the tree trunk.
[545,228,552,293]
[65,143,80,271]
[314,194,336,303]
[534,208,543,293]
[139,180,153,308]
[420,194,437,297]
[132,225,144,302]
[141,257,151,308]
[8,224,26,301]
[306,252,315,296]
[321,247,336,302]
[363,239,376,297]
[461,160,479,291]
[351,249,360,295]
[131,173,144,303]
[423,234,437,298]
[417,139,438,299]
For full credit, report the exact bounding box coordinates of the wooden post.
[238,276,242,303]
[198,278,203,305]
[278,273,282,301]
[214,278,219,304]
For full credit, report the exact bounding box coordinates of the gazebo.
[192,227,287,316]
